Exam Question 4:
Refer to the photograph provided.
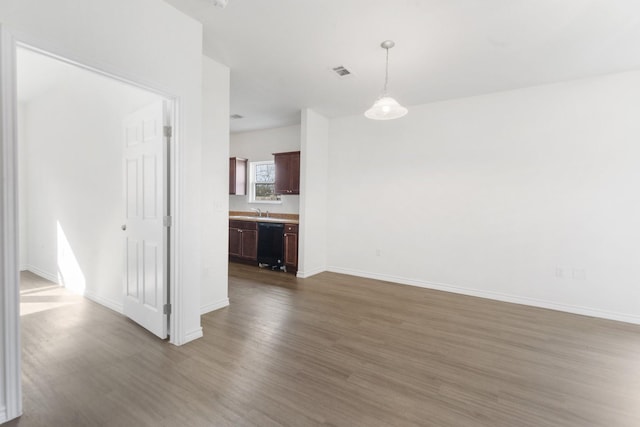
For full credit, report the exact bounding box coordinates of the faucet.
[265,210,270,218]
[251,208,262,217]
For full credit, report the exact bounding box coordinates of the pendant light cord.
[383,47,389,95]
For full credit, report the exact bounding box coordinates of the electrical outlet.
[555,266,568,279]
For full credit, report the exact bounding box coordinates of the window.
[249,161,281,203]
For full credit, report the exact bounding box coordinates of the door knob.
[121,224,127,231]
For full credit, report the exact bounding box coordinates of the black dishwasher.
[257,222,284,269]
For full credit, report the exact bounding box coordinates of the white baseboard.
[84,291,123,314]
[25,264,58,284]
[183,327,203,344]
[296,266,326,278]
[327,266,640,326]
[200,298,229,315]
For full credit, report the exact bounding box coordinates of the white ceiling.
[162,0,640,133]
[22,1,626,134]
[17,1,640,133]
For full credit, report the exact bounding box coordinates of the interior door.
[122,101,169,339]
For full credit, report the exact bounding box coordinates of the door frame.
[0,26,183,422]
[0,25,21,423]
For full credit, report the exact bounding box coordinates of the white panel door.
[123,101,169,339]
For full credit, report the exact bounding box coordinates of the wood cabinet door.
[274,151,300,195]
[241,229,258,260]
[229,157,247,195]
[289,152,300,194]
[284,232,298,269]
[229,228,242,257]
[274,153,290,194]
[229,158,237,194]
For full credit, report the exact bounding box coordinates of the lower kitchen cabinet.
[283,224,298,273]
[228,219,298,273]
[229,220,257,261]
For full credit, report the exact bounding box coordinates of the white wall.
[19,55,160,312]
[298,109,328,278]
[201,55,230,314]
[328,69,640,324]
[229,124,300,214]
[0,0,208,347]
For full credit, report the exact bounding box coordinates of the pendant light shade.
[365,96,408,120]
[365,40,408,120]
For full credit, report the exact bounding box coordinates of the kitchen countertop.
[229,215,299,224]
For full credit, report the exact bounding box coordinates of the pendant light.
[365,40,408,120]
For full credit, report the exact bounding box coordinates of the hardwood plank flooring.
[7,265,640,426]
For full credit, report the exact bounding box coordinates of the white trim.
[24,265,57,284]
[183,327,203,344]
[0,25,23,422]
[169,96,182,345]
[296,267,325,278]
[200,298,229,315]
[84,292,124,314]
[327,266,640,325]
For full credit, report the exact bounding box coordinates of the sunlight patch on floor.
[20,274,83,317]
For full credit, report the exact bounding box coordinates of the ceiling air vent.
[332,66,352,77]
[230,114,244,120]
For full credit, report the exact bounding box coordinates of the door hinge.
[163,216,172,227]
[163,303,172,315]
[163,126,172,138]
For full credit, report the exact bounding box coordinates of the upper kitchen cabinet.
[229,157,248,195]
[274,151,300,195]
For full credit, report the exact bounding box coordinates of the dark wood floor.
[7,264,640,426]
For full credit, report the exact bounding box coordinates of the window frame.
[248,160,282,204]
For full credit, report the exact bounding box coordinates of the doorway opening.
[16,46,174,335]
